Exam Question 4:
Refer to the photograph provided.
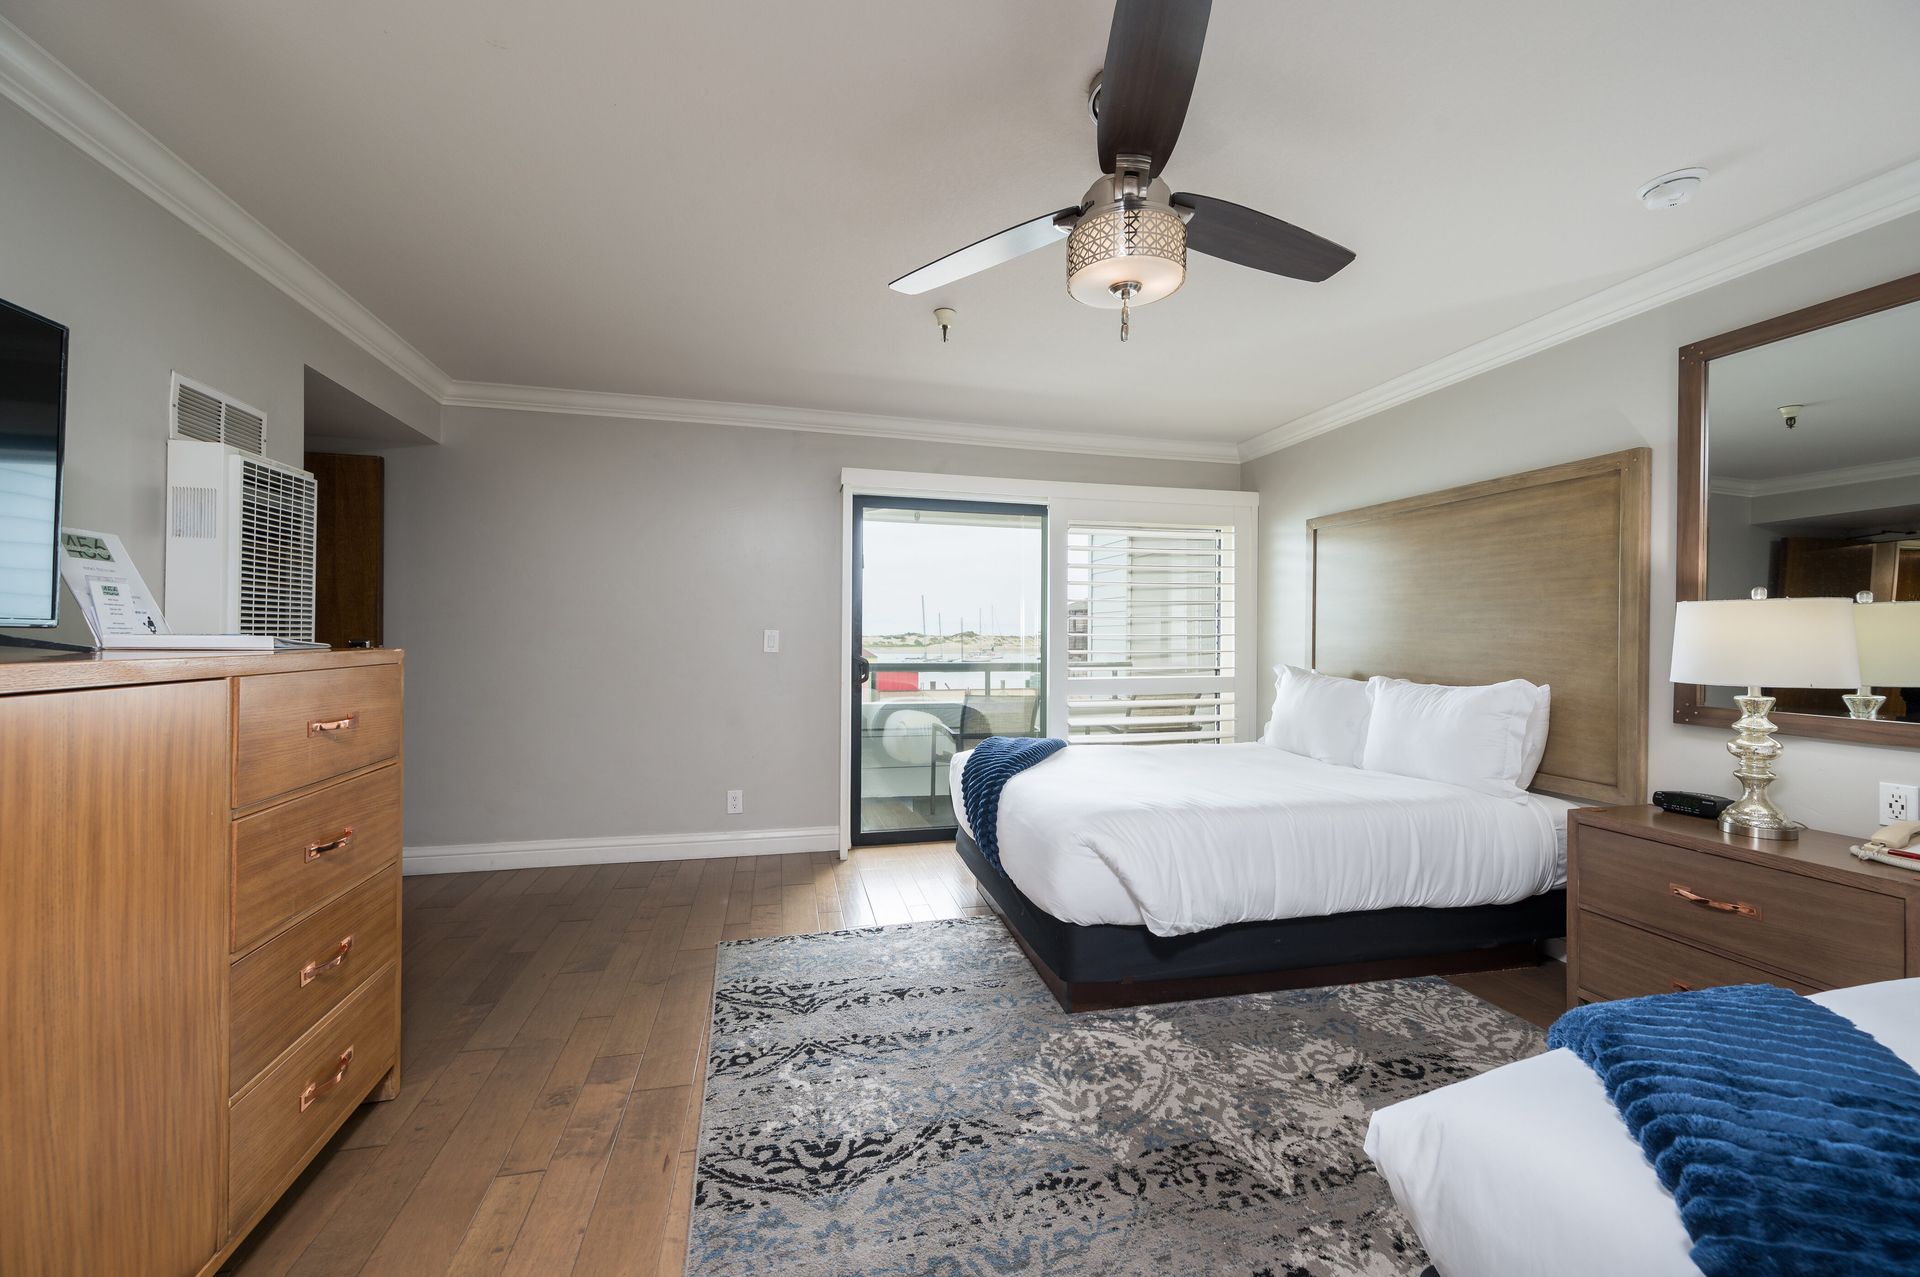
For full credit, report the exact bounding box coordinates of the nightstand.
[1567,805,1920,1008]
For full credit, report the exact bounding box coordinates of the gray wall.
[1246,210,1920,836]
[385,408,1240,847]
[0,96,438,643]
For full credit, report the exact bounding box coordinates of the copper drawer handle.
[306,827,356,862]
[299,1046,354,1112]
[308,715,357,736]
[299,935,355,987]
[1669,883,1761,919]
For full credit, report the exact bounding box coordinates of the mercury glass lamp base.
[1719,690,1802,843]
[1719,811,1804,841]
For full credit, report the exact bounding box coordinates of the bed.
[949,449,1651,1009]
[1365,978,1920,1277]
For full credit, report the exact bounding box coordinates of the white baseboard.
[402,825,842,875]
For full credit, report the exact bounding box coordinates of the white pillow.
[1519,685,1552,789]
[1263,665,1373,767]
[1361,676,1543,801]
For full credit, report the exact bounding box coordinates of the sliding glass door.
[851,497,1046,845]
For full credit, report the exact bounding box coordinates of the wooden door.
[0,681,227,1276]
[306,452,385,647]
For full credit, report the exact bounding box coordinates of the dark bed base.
[954,827,1566,1012]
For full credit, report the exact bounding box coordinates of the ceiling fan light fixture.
[1065,202,1186,309]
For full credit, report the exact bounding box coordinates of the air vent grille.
[174,383,225,443]
[237,457,315,640]
[168,485,219,539]
[170,374,266,456]
[224,405,265,456]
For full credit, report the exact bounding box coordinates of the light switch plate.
[762,629,780,653]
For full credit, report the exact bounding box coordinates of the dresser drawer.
[1577,911,1822,1002]
[229,963,397,1234]
[230,869,399,1093]
[232,764,401,953]
[234,663,402,808]
[1577,827,1905,988]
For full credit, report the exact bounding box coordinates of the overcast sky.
[861,517,1041,636]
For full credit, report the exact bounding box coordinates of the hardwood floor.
[224,842,1562,1276]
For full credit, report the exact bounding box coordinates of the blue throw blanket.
[1549,984,1920,1276]
[960,735,1066,871]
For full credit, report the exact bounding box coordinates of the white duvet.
[1365,978,1920,1277]
[950,742,1569,937]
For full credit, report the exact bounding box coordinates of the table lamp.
[1845,596,1920,720]
[1671,591,1861,840]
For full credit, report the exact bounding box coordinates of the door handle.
[855,656,871,686]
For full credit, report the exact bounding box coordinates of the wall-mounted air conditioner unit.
[165,439,317,640]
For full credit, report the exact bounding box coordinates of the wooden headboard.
[1308,449,1651,805]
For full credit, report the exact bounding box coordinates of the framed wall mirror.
[1677,270,1920,748]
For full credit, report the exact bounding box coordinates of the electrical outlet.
[1883,782,1919,825]
[762,629,780,653]
[726,789,744,815]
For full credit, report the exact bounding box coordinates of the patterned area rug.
[687,917,1543,1276]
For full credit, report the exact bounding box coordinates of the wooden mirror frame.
[1675,268,1920,749]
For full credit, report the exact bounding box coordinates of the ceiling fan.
[888,0,1355,341]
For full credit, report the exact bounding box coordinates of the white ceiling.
[7,0,1920,448]
[1710,298,1920,480]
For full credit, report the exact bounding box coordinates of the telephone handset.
[1869,821,1920,851]
[1851,820,1920,870]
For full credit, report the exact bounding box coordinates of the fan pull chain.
[1119,293,1130,343]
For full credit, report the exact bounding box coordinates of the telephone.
[1871,821,1920,850]
[1850,821,1920,870]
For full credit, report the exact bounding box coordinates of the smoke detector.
[1638,167,1708,210]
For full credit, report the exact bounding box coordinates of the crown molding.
[0,16,452,401]
[440,380,1244,463]
[1238,156,1920,462]
[0,18,1232,466]
[1709,452,1920,500]
[12,13,1920,472]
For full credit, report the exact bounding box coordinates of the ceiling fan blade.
[888,208,1081,295]
[1096,0,1211,178]
[1173,193,1356,282]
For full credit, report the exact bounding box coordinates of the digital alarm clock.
[1652,790,1734,820]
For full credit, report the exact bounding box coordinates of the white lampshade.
[1857,601,1920,686]
[1671,597,1861,689]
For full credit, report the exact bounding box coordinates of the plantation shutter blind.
[1065,521,1236,744]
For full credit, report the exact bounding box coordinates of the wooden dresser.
[0,647,403,1277]
[1568,805,1920,1008]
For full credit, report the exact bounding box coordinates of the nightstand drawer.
[1578,912,1821,1002]
[1578,827,1905,988]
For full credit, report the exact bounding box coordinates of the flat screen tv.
[0,297,67,628]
